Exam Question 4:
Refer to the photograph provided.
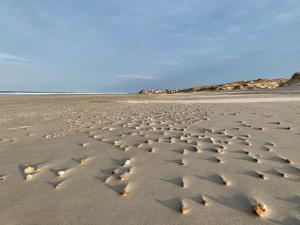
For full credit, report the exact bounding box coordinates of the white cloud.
[116,74,156,80]
[0,52,30,65]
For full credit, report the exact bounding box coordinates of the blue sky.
[0,0,299,92]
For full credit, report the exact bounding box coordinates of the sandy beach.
[0,93,299,225]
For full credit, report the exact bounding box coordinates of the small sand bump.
[262,146,272,152]
[119,172,129,180]
[242,150,250,155]
[181,149,188,155]
[272,121,280,125]
[216,157,222,163]
[147,147,155,153]
[180,201,189,214]
[44,134,52,139]
[284,158,292,164]
[122,159,131,167]
[179,159,186,166]
[277,171,287,178]
[220,175,230,186]
[279,156,292,164]
[57,170,66,177]
[244,140,251,146]
[25,174,33,181]
[24,166,36,174]
[120,186,129,197]
[79,158,89,165]
[53,180,65,189]
[252,202,267,216]
[195,147,202,153]
[252,155,262,163]
[214,146,224,154]
[180,178,186,188]
[105,176,114,183]
[256,171,266,179]
[265,141,275,147]
[79,143,90,147]
[120,144,130,151]
[0,175,7,181]
[201,195,208,206]
[112,168,121,175]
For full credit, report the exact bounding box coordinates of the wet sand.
[0,93,299,225]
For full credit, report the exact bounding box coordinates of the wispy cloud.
[116,74,156,80]
[0,52,30,65]
[215,54,239,60]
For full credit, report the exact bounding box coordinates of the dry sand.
[0,93,299,225]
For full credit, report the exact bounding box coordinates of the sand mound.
[139,77,289,94]
[283,72,300,88]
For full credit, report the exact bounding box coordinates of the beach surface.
[0,93,299,225]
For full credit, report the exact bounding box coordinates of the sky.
[0,0,300,93]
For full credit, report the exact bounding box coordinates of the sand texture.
[0,93,299,225]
